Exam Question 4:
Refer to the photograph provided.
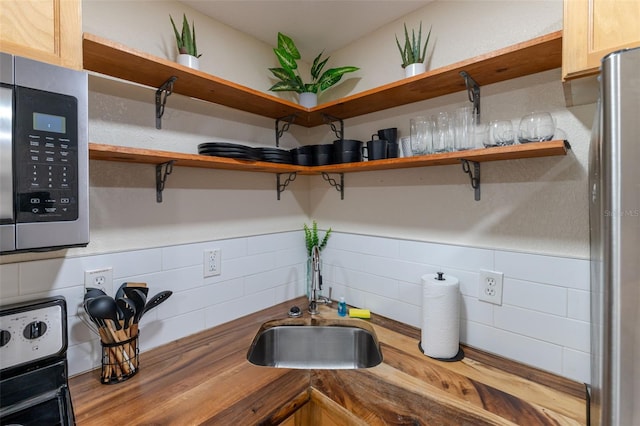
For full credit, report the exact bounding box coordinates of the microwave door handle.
[0,86,13,222]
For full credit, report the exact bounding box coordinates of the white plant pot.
[298,92,317,108]
[177,54,199,70]
[405,62,426,78]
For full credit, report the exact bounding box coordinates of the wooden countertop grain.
[69,297,587,425]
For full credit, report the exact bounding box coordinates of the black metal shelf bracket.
[156,160,175,203]
[155,76,178,129]
[322,172,344,200]
[461,159,481,201]
[460,71,480,122]
[277,172,297,200]
[322,114,344,140]
[275,114,297,147]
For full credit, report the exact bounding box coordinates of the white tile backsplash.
[322,232,590,383]
[568,288,590,322]
[495,251,589,290]
[503,278,568,316]
[0,231,591,383]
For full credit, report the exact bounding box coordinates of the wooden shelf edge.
[306,31,563,126]
[311,140,569,173]
[89,140,569,175]
[82,33,308,121]
[83,31,562,128]
[88,143,307,174]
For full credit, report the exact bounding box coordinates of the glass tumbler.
[409,116,433,155]
[518,112,555,143]
[434,112,454,153]
[488,120,515,147]
[399,136,412,157]
[471,122,489,148]
[454,106,475,151]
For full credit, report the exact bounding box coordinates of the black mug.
[365,136,388,161]
[377,128,398,158]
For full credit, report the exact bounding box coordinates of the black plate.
[198,142,252,150]
[199,150,261,160]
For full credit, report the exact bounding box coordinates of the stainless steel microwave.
[0,53,89,254]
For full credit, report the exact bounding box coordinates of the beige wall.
[309,70,593,257]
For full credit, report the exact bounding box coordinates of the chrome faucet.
[309,245,331,314]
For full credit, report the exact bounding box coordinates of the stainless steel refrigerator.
[589,46,640,426]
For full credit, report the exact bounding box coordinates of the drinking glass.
[471,123,489,148]
[399,136,412,157]
[434,112,454,153]
[409,116,433,155]
[488,120,515,147]
[454,106,475,151]
[518,112,555,143]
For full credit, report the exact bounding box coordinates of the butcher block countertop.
[69,297,587,425]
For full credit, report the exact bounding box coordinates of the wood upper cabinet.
[563,0,640,80]
[0,0,82,69]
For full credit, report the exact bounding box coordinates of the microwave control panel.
[14,87,78,223]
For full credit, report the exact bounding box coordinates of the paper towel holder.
[420,271,464,362]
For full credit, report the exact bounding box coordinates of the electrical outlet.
[204,249,221,277]
[84,267,113,294]
[478,270,503,305]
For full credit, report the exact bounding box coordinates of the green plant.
[170,14,202,58]
[269,32,359,94]
[303,221,332,256]
[395,22,432,68]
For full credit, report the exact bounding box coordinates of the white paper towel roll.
[421,272,460,359]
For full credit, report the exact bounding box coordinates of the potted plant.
[268,32,359,108]
[170,13,202,69]
[396,22,432,78]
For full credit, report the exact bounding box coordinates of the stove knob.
[23,321,47,339]
[0,330,10,347]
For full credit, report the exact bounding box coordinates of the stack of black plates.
[254,147,293,164]
[198,142,261,160]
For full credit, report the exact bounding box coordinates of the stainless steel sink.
[247,318,383,369]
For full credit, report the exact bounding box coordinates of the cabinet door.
[563,0,640,80]
[0,0,82,69]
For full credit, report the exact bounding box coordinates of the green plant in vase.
[304,221,331,299]
[395,21,432,78]
[303,221,331,256]
[268,32,359,107]
[170,13,202,69]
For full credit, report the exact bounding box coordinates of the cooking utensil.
[114,282,127,301]
[126,282,149,297]
[141,290,173,316]
[124,288,147,337]
[123,287,146,317]
[116,297,136,330]
[86,296,121,331]
[116,282,148,300]
[84,287,106,300]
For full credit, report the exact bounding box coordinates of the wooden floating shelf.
[89,140,570,175]
[82,31,562,128]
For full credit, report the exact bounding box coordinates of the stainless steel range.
[0,296,75,425]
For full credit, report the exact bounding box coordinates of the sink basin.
[247,318,383,369]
